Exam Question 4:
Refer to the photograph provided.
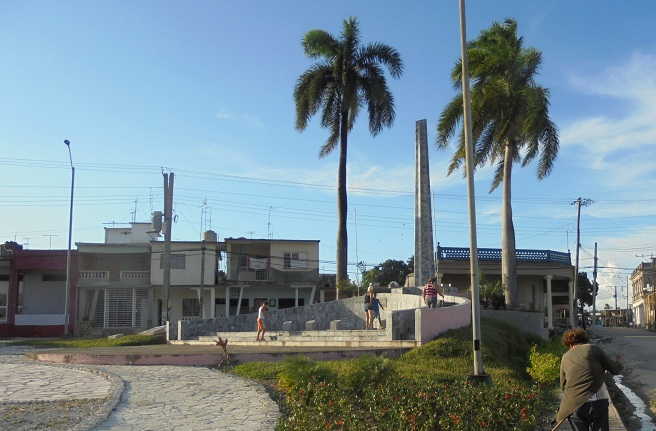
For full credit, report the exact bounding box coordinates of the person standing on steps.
[370,292,385,329]
[423,277,442,309]
[364,284,374,329]
[557,328,622,431]
[256,301,268,342]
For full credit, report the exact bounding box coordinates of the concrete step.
[209,329,387,340]
[173,339,418,349]
[199,334,389,343]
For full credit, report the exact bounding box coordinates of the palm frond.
[359,64,395,135]
[436,94,463,148]
[357,42,403,78]
[490,160,504,192]
[293,63,334,131]
[319,125,340,157]
[341,17,360,61]
[537,119,559,178]
[302,30,340,59]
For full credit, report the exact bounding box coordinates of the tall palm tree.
[436,19,559,308]
[294,17,403,294]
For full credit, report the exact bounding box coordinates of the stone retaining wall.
[481,309,548,339]
[173,290,474,342]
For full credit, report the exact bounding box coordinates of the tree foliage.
[361,257,413,288]
[294,17,403,285]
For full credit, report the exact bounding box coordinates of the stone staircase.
[171,329,418,349]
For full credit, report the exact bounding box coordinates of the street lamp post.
[64,139,75,336]
[458,0,487,382]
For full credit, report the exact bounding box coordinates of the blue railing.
[437,246,571,264]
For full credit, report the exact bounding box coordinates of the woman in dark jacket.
[557,328,622,430]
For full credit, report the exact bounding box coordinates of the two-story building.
[219,238,322,317]
[631,258,655,329]
[76,223,154,335]
[150,234,219,323]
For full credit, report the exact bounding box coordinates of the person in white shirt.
[256,302,268,342]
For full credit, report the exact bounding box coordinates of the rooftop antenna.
[247,231,255,239]
[42,234,58,249]
[267,206,273,239]
[130,198,138,223]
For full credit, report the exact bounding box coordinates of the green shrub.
[526,339,564,384]
[337,355,392,392]
[277,356,336,392]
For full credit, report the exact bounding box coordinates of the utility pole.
[592,242,598,326]
[64,139,75,336]
[162,172,174,323]
[614,284,618,311]
[458,0,487,381]
[570,197,593,328]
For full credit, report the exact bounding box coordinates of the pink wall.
[415,297,471,344]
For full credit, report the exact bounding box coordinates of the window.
[255,270,269,281]
[283,253,294,269]
[42,273,66,282]
[160,254,186,269]
[284,252,307,269]
[278,298,305,309]
[0,282,7,321]
[182,298,201,319]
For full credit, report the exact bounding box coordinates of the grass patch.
[233,318,554,430]
[7,334,165,348]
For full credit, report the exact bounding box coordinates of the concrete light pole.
[570,197,592,328]
[458,0,487,381]
[64,139,75,336]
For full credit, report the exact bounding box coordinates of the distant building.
[631,258,655,329]
[433,244,574,330]
[221,238,323,315]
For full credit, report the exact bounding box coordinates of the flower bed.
[233,318,554,430]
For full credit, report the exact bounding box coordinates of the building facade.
[219,238,322,317]
[435,245,574,330]
[0,242,78,337]
[631,258,655,329]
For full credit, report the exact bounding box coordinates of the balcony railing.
[79,271,109,281]
[437,246,571,264]
[120,271,150,281]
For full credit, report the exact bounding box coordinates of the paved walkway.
[94,365,279,431]
[0,363,111,402]
[0,344,280,431]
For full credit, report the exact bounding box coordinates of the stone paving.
[0,363,111,402]
[94,365,279,431]
[0,343,280,431]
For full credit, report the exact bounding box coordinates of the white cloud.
[561,52,656,186]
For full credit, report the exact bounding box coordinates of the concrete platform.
[26,344,412,366]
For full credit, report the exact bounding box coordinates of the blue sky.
[1,1,655,306]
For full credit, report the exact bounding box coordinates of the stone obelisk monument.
[414,119,435,287]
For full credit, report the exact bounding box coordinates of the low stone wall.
[177,296,368,340]
[174,291,472,342]
[414,296,471,344]
[481,309,548,339]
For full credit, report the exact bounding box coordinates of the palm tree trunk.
[501,145,518,308]
[335,109,349,298]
